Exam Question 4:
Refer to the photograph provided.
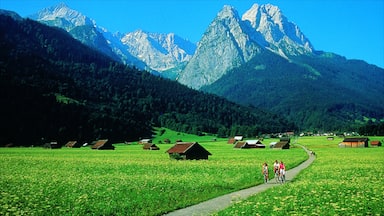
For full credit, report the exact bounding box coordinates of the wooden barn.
[234,140,265,149]
[65,141,82,148]
[143,143,160,150]
[371,140,382,147]
[340,137,369,148]
[228,136,243,144]
[273,137,290,149]
[166,142,211,160]
[91,139,115,150]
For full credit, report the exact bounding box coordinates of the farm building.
[370,140,382,147]
[273,137,290,149]
[44,141,61,149]
[143,143,160,150]
[234,136,243,141]
[234,140,265,149]
[65,141,82,148]
[339,137,369,148]
[139,139,152,144]
[269,142,277,148]
[91,139,115,150]
[166,142,211,160]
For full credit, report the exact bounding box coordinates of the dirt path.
[164,145,315,216]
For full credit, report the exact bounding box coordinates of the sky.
[1,0,383,68]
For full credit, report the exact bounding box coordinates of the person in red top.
[279,161,286,183]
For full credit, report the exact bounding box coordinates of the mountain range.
[0,10,294,146]
[2,2,384,134]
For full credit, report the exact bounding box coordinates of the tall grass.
[216,136,384,215]
[0,139,307,215]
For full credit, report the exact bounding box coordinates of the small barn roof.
[274,141,290,149]
[234,141,246,148]
[246,140,262,145]
[143,143,160,150]
[234,136,243,141]
[343,137,369,142]
[91,139,114,150]
[166,142,211,155]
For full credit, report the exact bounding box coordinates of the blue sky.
[1,0,383,68]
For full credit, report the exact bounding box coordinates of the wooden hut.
[370,140,382,147]
[91,139,115,150]
[166,142,211,160]
[273,137,290,149]
[340,138,369,148]
[65,141,81,148]
[143,143,160,150]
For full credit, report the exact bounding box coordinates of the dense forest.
[203,49,384,132]
[0,13,295,146]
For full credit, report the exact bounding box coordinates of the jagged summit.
[177,5,263,89]
[242,3,314,56]
[217,5,239,19]
[30,2,95,30]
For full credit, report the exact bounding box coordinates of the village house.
[166,142,211,160]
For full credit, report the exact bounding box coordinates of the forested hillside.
[202,50,384,131]
[0,13,294,146]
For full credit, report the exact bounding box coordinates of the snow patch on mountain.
[121,30,196,72]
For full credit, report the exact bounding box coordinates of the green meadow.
[216,136,384,216]
[1,132,383,215]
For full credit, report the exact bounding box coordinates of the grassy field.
[1,133,382,215]
[216,136,384,215]
[0,132,307,216]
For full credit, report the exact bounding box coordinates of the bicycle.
[279,169,286,183]
[274,169,280,183]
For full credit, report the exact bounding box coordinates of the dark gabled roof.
[166,142,211,155]
[166,142,194,154]
[343,137,369,142]
[274,141,289,148]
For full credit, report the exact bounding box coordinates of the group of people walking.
[262,160,286,183]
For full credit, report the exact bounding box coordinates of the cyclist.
[273,160,280,182]
[262,162,269,183]
[279,161,286,183]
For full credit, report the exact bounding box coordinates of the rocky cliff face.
[121,30,195,74]
[177,5,263,89]
[177,4,314,89]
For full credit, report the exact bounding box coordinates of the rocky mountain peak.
[30,3,95,30]
[242,3,313,57]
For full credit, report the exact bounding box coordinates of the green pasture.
[216,136,384,215]
[0,136,306,216]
